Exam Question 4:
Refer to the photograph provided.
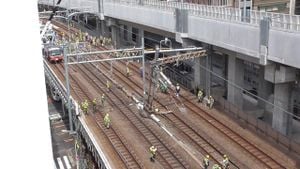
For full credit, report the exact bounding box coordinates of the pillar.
[127,26,133,43]
[96,19,101,37]
[136,28,144,47]
[257,66,273,109]
[272,82,293,135]
[100,20,105,36]
[227,54,244,110]
[111,26,120,48]
[206,50,212,96]
[264,63,296,135]
[120,25,124,44]
[290,0,295,14]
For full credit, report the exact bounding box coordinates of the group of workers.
[197,89,215,109]
[72,30,112,47]
[58,30,112,48]
[203,154,230,169]
[80,94,107,114]
[149,146,230,169]
[80,95,111,128]
[175,83,215,109]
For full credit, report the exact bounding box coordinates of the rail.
[44,60,113,169]
[214,95,300,158]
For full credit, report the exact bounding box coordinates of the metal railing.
[105,0,300,32]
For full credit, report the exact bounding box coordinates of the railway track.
[50,23,245,168]
[128,57,285,168]
[72,45,242,168]
[49,20,286,168]
[47,25,189,167]
[176,92,286,169]
[122,43,286,169]
[48,62,144,169]
[74,57,190,168]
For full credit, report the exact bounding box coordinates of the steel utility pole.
[64,45,73,132]
[147,46,159,111]
[142,35,146,104]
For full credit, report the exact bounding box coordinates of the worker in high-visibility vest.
[81,100,89,115]
[92,98,97,113]
[100,94,106,107]
[203,155,210,169]
[212,164,221,169]
[209,96,214,109]
[106,80,111,91]
[175,83,180,97]
[149,145,157,161]
[85,32,89,42]
[104,113,111,129]
[197,89,204,103]
[222,154,229,169]
[102,37,106,46]
[79,30,83,42]
[160,81,168,93]
[92,37,96,46]
[126,66,130,77]
[75,140,80,151]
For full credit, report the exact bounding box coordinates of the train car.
[44,46,64,63]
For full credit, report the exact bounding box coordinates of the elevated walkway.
[39,0,300,69]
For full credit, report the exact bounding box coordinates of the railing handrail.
[104,0,300,32]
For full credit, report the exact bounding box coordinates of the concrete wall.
[38,0,300,69]
[103,3,176,33]
[39,0,99,13]
[101,3,300,69]
[268,29,300,68]
[188,16,260,59]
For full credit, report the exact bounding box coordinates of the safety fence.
[106,0,300,32]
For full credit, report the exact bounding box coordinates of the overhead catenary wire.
[104,23,300,120]
[71,16,300,120]
[192,60,300,119]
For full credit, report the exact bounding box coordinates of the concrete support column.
[84,14,88,24]
[272,82,293,135]
[111,26,120,48]
[258,66,273,109]
[227,54,244,110]
[120,25,124,44]
[290,0,295,14]
[136,28,144,47]
[100,20,105,36]
[206,50,212,97]
[96,19,101,37]
[127,26,133,43]
[193,57,207,92]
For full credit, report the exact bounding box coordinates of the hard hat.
[206,155,209,158]
[223,154,227,158]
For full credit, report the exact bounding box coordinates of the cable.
[190,59,300,119]
[48,0,63,21]
[76,16,300,119]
